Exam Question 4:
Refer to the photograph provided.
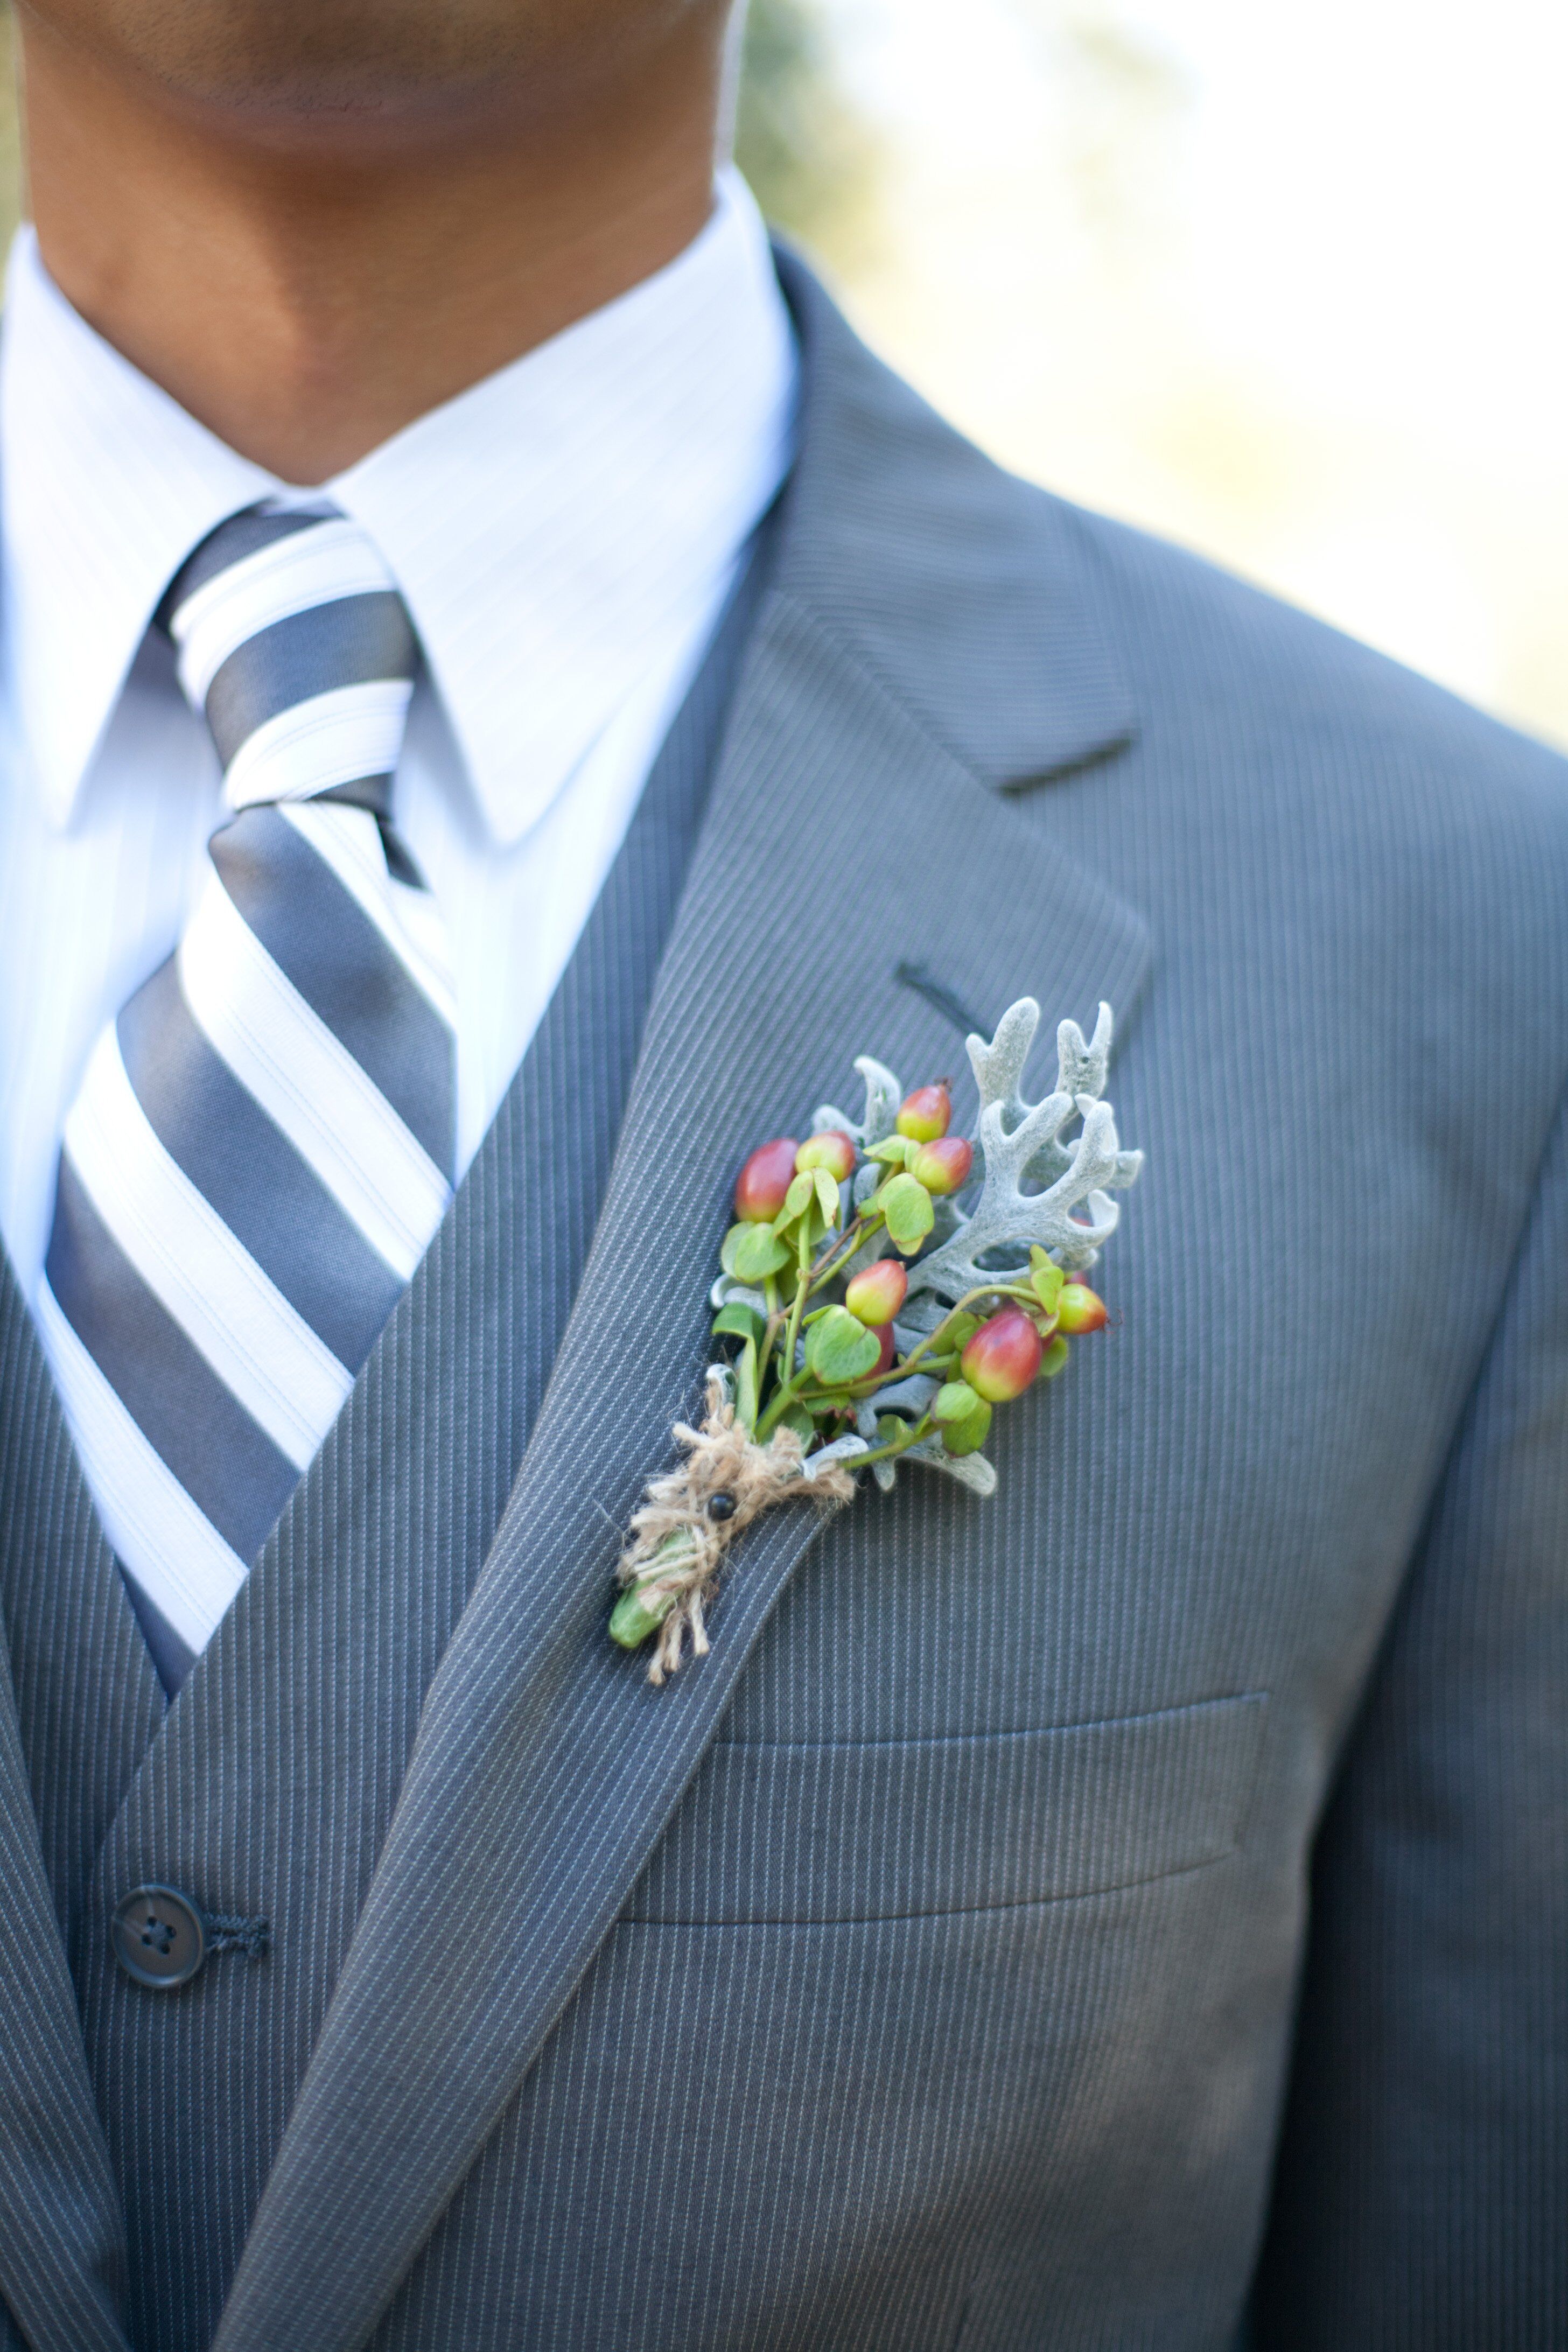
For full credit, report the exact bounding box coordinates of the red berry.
[795,1130,857,1184]
[873,1324,897,1375]
[734,1137,799,1223]
[912,1136,974,1195]
[844,1257,908,1326]
[896,1083,951,1142]
[961,1306,1044,1402]
[1056,1282,1109,1334]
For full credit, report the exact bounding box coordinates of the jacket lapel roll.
[0,1264,134,2352]
[216,540,1150,2346]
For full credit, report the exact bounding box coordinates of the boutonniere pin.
[612,996,1141,1681]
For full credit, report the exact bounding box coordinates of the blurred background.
[1,1,1563,745]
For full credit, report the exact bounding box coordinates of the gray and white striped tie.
[41,505,456,1684]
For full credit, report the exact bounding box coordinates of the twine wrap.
[617,1373,857,1683]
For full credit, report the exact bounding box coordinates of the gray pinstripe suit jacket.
[1,253,1565,2352]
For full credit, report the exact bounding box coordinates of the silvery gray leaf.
[809,1054,901,1150]
[871,1458,898,1493]
[965,996,1039,1134]
[872,1373,940,1419]
[801,1433,870,1480]
[710,1278,768,1315]
[893,1301,948,1346]
[906,997,1140,1301]
[927,1193,965,1247]
[903,1433,999,1495]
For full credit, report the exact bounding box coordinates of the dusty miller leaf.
[810,1055,901,1150]
[905,998,1142,1301]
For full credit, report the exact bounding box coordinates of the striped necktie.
[40,505,456,1686]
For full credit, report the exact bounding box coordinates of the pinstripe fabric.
[0,1255,141,2351]
[1,252,1567,2352]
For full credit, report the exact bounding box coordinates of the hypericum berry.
[734,1137,799,1223]
[1056,1282,1109,1334]
[873,1323,897,1375]
[961,1306,1044,1402]
[795,1130,857,1184]
[844,1257,908,1326]
[911,1136,974,1195]
[896,1082,951,1142]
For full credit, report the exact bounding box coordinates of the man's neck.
[18,5,727,482]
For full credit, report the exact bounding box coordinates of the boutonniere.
[612,996,1141,1681]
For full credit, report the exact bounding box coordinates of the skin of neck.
[16,0,734,481]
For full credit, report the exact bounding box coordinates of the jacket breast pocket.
[629,1692,1269,1926]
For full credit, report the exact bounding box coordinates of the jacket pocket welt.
[628,1692,1268,1926]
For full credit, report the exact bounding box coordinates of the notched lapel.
[216,565,1150,2350]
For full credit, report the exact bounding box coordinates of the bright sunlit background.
[0,3,1562,745]
[736,0,1568,748]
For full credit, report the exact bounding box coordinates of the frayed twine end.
[616,1373,857,1682]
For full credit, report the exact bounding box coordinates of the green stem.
[769,1220,813,1426]
[757,1275,781,1394]
[760,1282,1038,1439]
[850,1414,936,1470]
[755,1371,804,1440]
[803,1207,884,1301]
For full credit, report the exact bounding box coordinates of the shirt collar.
[1,234,277,828]
[1,168,796,842]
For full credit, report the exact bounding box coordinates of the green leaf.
[775,1170,815,1228]
[940,1311,981,1354]
[1040,1335,1072,1381]
[734,1335,760,1432]
[1029,1249,1065,1313]
[712,1300,765,1345]
[813,1166,842,1228]
[933,1378,982,1424]
[880,1171,935,1255]
[806,1304,883,1385]
[941,1397,992,1456]
[779,1403,815,1443]
[865,1135,914,1167]
[808,1391,853,1417]
[730,1222,790,1282]
[719,1222,751,1278]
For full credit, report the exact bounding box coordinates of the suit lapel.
[0,1262,134,2352]
[216,442,1151,2347]
[0,1243,164,1956]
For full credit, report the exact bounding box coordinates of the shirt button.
[109,1884,207,1989]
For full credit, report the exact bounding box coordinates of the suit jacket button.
[110,1884,207,1989]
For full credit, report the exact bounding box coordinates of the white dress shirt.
[0,165,796,1343]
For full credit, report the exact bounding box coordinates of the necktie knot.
[159,503,419,818]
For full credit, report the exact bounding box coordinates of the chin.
[31,0,689,143]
